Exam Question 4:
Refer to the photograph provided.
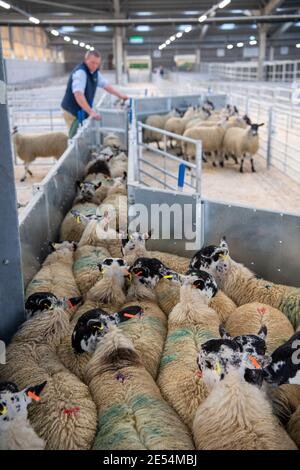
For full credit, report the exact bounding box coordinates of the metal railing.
[200,60,300,82]
[136,121,202,194]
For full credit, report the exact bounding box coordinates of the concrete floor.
[141,148,300,215]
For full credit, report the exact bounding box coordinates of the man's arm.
[73,92,100,120]
[103,84,128,101]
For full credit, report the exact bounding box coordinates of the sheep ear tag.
[27,391,41,402]
[248,355,261,369]
[214,361,221,376]
[163,275,173,279]
[76,216,80,224]
[0,404,7,416]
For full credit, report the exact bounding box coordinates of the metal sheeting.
[203,199,300,287]
[128,183,202,256]
[135,94,227,119]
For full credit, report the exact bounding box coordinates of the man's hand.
[90,110,101,121]
[120,94,129,101]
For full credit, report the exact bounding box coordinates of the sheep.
[0,380,46,450]
[12,126,68,182]
[86,258,131,308]
[60,202,98,243]
[73,244,111,296]
[0,341,97,450]
[25,241,81,302]
[84,324,194,450]
[287,406,300,448]
[74,212,123,258]
[164,107,210,148]
[108,152,128,178]
[83,173,115,202]
[84,153,112,178]
[155,276,236,322]
[99,175,127,233]
[225,302,295,353]
[181,122,227,166]
[57,305,143,380]
[103,133,122,148]
[157,270,221,431]
[222,121,264,172]
[190,237,300,330]
[122,231,190,274]
[73,180,104,205]
[144,109,179,147]
[192,334,297,450]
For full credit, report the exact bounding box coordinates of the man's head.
[84,50,101,73]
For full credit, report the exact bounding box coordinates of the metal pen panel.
[203,199,300,287]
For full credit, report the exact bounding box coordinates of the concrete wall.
[4,58,66,85]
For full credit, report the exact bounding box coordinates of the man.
[61,50,128,137]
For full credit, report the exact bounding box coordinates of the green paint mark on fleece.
[279,289,300,330]
[168,328,192,343]
[73,249,107,272]
[120,316,165,338]
[160,353,179,366]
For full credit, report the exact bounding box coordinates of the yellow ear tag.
[94,324,104,331]
[0,404,7,416]
[219,254,228,260]
[215,361,221,375]
[76,216,80,224]
[163,275,173,279]
[48,305,54,311]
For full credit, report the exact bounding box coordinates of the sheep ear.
[76,180,82,188]
[123,171,127,181]
[72,242,78,251]
[220,237,228,251]
[48,241,56,251]
[219,325,231,339]
[258,123,265,127]
[143,229,152,240]
[95,182,102,189]
[258,325,267,340]
[68,296,82,307]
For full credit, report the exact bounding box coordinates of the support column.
[196,49,201,72]
[0,37,25,343]
[113,0,123,85]
[258,25,267,81]
[269,45,274,61]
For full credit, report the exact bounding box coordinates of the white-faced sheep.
[103,133,122,148]
[84,324,194,450]
[222,120,264,172]
[157,271,221,431]
[181,122,227,166]
[190,238,300,330]
[122,231,190,274]
[144,109,180,146]
[0,341,97,450]
[0,381,46,450]
[25,241,81,302]
[60,202,98,243]
[192,334,297,450]
[12,126,68,182]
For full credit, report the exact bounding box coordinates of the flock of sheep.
[1,131,299,451]
[144,102,264,173]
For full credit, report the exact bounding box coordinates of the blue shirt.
[71,69,108,94]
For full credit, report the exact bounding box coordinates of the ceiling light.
[79,42,85,47]
[135,12,152,16]
[178,24,192,31]
[296,43,300,48]
[93,26,110,32]
[176,32,183,38]
[184,11,200,15]
[90,47,95,51]
[29,16,40,24]
[64,36,71,42]
[59,26,76,33]
[237,42,244,47]
[166,39,171,45]
[0,1,11,9]
[72,39,79,45]
[170,35,176,41]
[227,44,233,49]
[249,35,256,40]
[198,15,207,23]
[85,44,91,49]
[249,40,257,45]
[185,26,192,33]
[220,23,236,30]
[219,0,231,9]
[50,29,59,36]
[135,25,151,32]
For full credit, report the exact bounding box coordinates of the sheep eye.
[205,361,212,369]
[212,254,219,262]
